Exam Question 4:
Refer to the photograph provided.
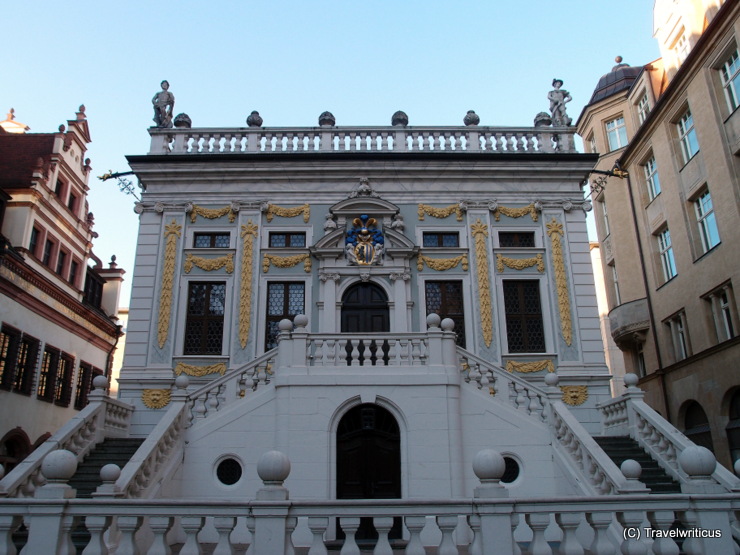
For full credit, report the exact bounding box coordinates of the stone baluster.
[212,516,236,554]
[59,514,78,554]
[436,515,459,555]
[350,339,360,366]
[325,339,336,365]
[116,515,143,555]
[82,515,111,555]
[555,512,584,554]
[338,517,360,555]
[399,339,409,365]
[338,338,349,365]
[585,512,616,554]
[373,517,394,555]
[313,339,324,366]
[405,516,427,555]
[525,513,552,554]
[647,511,680,555]
[245,516,256,555]
[148,516,174,555]
[411,338,422,364]
[179,516,205,555]
[510,514,522,555]
[617,511,649,555]
[285,516,297,555]
[467,515,482,555]
[0,514,21,555]
[307,517,329,555]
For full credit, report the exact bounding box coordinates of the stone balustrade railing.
[308,333,429,367]
[149,125,577,155]
[0,381,133,499]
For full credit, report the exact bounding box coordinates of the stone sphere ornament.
[100,464,122,483]
[472,449,506,482]
[293,314,308,330]
[463,110,480,126]
[391,111,409,127]
[278,319,294,332]
[257,450,291,485]
[318,111,336,126]
[620,459,642,480]
[426,313,441,329]
[247,111,263,127]
[623,373,639,388]
[544,373,559,387]
[42,450,78,481]
[534,112,552,127]
[678,445,717,478]
[441,318,455,332]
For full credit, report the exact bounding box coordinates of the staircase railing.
[0,383,133,498]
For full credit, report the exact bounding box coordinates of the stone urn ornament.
[318,111,336,126]
[463,110,480,126]
[247,111,263,127]
[391,110,408,127]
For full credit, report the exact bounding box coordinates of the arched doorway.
[341,282,390,365]
[337,403,401,542]
[683,401,714,453]
[0,428,31,474]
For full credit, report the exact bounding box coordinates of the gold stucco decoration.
[239,221,259,349]
[262,253,312,273]
[190,204,237,223]
[417,203,464,221]
[417,253,468,272]
[492,203,539,222]
[471,219,493,347]
[157,220,181,348]
[547,218,573,346]
[506,359,555,373]
[174,362,227,377]
[184,253,234,274]
[560,385,588,406]
[265,203,310,223]
[142,389,171,409]
[496,253,545,273]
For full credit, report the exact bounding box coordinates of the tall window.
[54,353,75,407]
[265,282,305,350]
[601,200,610,237]
[42,239,54,267]
[13,335,40,395]
[75,362,102,410]
[643,156,661,200]
[69,260,79,287]
[83,270,104,308]
[503,280,546,353]
[674,31,690,64]
[56,250,67,276]
[610,262,621,306]
[677,109,699,163]
[184,282,226,355]
[666,312,690,361]
[694,189,720,252]
[704,285,737,343]
[425,281,466,347]
[29,227,40,257]
[37,346,60,402]
[605,117,628,151]
[721,49,740,111]
[637,93,651,124]
[657,228,677,282]
[0,326,21,390]
[588,135,597,154]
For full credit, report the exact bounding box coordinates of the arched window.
[683,401,714,453]
[0,428,32,473]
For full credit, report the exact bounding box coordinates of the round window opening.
[216,458,243,486]
[501,457,520,484]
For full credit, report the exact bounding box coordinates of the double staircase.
[67,437,145,497]
[594,436,681,494]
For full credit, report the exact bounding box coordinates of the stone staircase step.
[68,437,145,498]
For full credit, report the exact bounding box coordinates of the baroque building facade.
[0,108,124,472]
[577,0,740,470]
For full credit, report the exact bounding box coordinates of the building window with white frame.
[666,311,690,361]
[704,285,737,343]
[601,199,610,238]
[677,109,699,163]
[643,155,661,200]
[657,227,677,282]
[634,342,646,378]
[720,49,740,111]
[605,117,628,151]
[588,134,597,154]
[610,262,621,306]
[674,31,690,64]
[637,93,650,124]
[694,189,720,253]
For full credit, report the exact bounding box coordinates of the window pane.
[503,281,545,353]
[184,282,226,355]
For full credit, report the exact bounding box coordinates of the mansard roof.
[586,59,644,106]
[0,134,55,189]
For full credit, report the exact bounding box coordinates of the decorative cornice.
[184,253,234,273]
[561,385,588,406]
[417,253,468,272]
[134,201,259,215]
[157,219,181,348]
[263,203,310,223]
[417,203,465,221]
[506,359,555,373]
[262,253,312,273]
[496,253,544,273]
[174,362,227,377]
[471,219,493,347]
[547,218,572,346]
[239,221,259,349]
[142,389,171,409]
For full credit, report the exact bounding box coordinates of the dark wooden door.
[341,282,390,333]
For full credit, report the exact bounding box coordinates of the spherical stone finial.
[175,375,190,390]
[623,373,639,388]
[463,110,480,126]
[620,459,642,480]
[92,374,109,392]
[734,458,740,477]
[257,450,291,485]
[473,449,506,482]
[173,113,192,128]
[615,55,623,64]
[42,450,78,481]
[544,373,559,387]
[246,110,263,128]
[293,314,308,329]
[426,313,441,329]
[391,110,409,127]
[678,445,717,478]
[318,111,336,126]
[441,318,455,332]
[100,463,121,483]
[278,319,294,332]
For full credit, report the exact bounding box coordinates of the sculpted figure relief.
[152,80,175,128]
[548,79,572,126]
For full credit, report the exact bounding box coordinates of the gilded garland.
[239,221,259,349]
[496,253,544,273]
[157,220,181,348]
[547,218,573,346]
[492,203,538,222]
[417,253,468,272]
[506,359,555,373]
[561,385,588,406]
[471,219,493,347]
[174,362,227,377]
[184,253,234,274]
[142,389,171,409]
[417,203,464,221]
[265,203,310,223]
[190,204,237,223]
[262,253,312,273]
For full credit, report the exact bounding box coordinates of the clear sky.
[4,1,660,304]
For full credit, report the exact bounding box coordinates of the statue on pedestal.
[152,80,175,128]
[548,79,572,126]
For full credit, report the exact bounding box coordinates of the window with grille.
[84,270,104,308]
[498,232,535,248]
[424,281,466,347]
[422,232,459,248]
[269,232,306,248]
[42,239,54,267]
[56,250,67,276]
[605,117,628,151]
[677,109,699,163]
[13,335,39,395]
[69,260,79,287]
[643,156,661,200]
[503,280,545,353]
[37,346,60,402]
[694,189,720,253]
[0,325,21,390]
[29,227,40,257]
[657,228,677,282]
[54,353,75,407]
[193,232,230,248]
[184,282,226,355]
[721,49,740,111]
[75,362,102,410]
[265,282,305,350]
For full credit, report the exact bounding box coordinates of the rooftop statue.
[548,79,572,126]
[152,80,175,128]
